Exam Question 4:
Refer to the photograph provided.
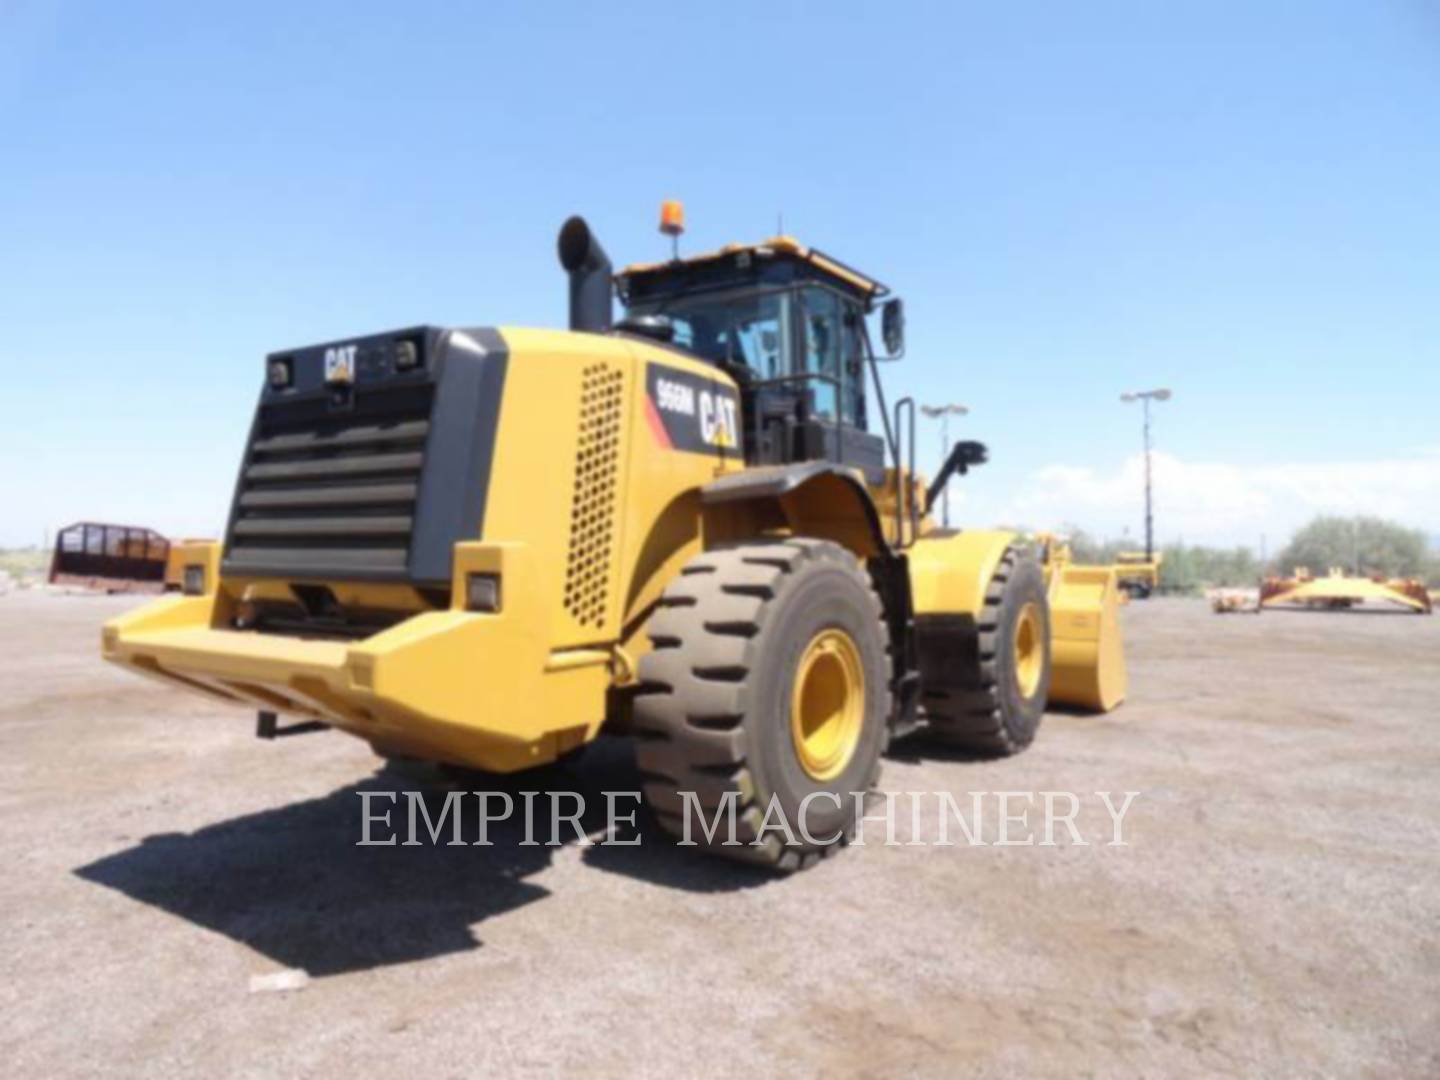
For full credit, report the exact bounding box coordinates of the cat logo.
[698,390,738,449]
[324,344,358,385]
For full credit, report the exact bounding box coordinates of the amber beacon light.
[659,199,685,257]
[659,199,685,235]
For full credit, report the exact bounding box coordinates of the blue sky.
[3,1,1438,548]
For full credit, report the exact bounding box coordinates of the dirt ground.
[1,590,1437,1077]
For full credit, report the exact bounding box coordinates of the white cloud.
[989,452,1440,547]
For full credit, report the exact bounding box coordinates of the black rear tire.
[633,539,891,872]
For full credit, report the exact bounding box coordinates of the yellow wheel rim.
[790,629,865,782]
[1013,602,1043,699]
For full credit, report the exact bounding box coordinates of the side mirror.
[881,298,905,357]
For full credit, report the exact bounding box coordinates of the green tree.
[1016,517,1437,590]
[1059,524,1102,564]
[1271,515,1429,579]
[1156,543,1259,591]
[1058,524,1126,566]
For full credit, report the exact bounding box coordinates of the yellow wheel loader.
[103,209,1125,870]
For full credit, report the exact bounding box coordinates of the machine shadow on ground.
[74,738,771,978]
[885,709,1095,764]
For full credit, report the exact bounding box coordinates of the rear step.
[255,710,327,739]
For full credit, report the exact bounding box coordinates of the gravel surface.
[2,590,1437,1076]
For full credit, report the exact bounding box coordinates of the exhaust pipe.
[557,216,613,334]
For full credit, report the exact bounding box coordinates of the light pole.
[920,403,969,527]
[1120,388,1172,561]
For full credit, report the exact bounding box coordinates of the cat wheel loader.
[103,207,1125,870]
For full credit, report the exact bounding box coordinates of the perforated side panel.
[563,364,625,628]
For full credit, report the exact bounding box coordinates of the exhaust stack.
[557,216,613,334]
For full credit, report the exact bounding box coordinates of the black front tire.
[632,539,891,872]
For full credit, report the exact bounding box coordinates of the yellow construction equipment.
[1260,568,1432,614]
[103,207,1127,870]
[1112,550,1162,599]
[1034,535,1127,711]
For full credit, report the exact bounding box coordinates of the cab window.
[644,291,790,379]
[800,287,866,429]
[840,303,866,429]
[800,288,842,420]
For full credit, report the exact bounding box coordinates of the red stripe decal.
[643,394,673,449]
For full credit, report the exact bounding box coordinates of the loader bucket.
[1047,564,1127,712]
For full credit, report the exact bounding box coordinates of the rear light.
[183,565,206,596]
[268,358,292,389]
[465,573,501,612]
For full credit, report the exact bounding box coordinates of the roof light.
[659,200,685,236]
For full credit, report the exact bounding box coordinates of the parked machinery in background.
[1209,589,1258,614]
[49,523,180,594]
[1259,568,1432,614]
[1112,550,1162,599]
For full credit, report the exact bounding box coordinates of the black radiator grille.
[223,385,435,580]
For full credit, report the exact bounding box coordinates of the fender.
[700,462,888,558]
[908,528,1019,618]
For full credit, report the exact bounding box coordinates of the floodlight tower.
[1120,388,1172,561]
[920,402,969,527]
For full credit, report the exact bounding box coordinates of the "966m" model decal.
[644,362,741,454]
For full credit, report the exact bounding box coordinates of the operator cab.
[616,234,903,483]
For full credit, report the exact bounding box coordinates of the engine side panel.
[483,328,745,653]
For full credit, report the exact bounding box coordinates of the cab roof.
[616,235,890,307]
